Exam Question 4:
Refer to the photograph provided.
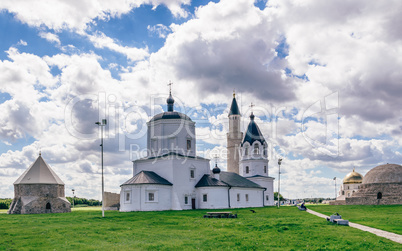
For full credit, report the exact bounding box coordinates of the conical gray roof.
[228,94,241,116]
[242,113,266,145]
[14,154,65,185]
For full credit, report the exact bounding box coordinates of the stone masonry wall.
[346,182,401,205]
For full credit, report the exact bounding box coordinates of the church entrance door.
[191,198,196,209]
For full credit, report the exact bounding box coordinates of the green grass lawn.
[308,204,402,235]
[0,207,400,250]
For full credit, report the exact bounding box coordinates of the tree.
[274,192,284,201]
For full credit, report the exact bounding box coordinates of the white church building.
[119,90,274,211]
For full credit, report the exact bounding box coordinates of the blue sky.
[0,0,401,200]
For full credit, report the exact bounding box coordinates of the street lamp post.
[333,177,337,200]
[96,119,107,218]
[72,189,75,209]
[277,158,282,208]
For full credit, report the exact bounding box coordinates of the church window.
[245,166,249,174]
[203,194,207,202]
[245,194,249,202]
[266,195,269,201]
[254,144,259,154]
[190,169,195,179]
[187,139,191,150]
[263,145,267,156]
[126,192,130,202]
[237,193,240,201]
[264,166,267,173]
[245,146,249,156]
[148,193,155,201]
[185,196,188,204]
[377,192,382,199]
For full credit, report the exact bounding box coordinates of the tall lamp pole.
[72,189,75,209]
[277,158,282,208]
[333,177,337,200]
[96,119,107,218]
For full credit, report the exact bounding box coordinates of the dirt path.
[306,209,402,244]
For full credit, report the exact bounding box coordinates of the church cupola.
[212,163,221,180]
[167,91,175,112]
[240,108,269,178]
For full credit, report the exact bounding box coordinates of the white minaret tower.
[227,91,243,174]
[239,108,274,206]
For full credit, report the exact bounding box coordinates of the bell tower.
[227,92,243,174]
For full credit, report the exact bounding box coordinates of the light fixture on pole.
[95,119,107,218]
[72,189,75,209]
[333,177,337,200]
[277,158,282,208]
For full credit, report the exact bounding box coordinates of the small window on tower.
[190,169,195,179]
[246,166,249,174]
[263,145,267,156]
[245,146,249,156]
[264,166,267,173]
[254,144,259,154]
[187,139,191,150]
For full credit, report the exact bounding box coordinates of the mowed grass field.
[0,206,401,250]
[308,204,402,235]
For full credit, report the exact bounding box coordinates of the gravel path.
[306,209,402,244]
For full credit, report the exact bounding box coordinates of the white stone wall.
[131,155,210,210]
[197,187,229,209]
[120,184,172,212]
[147,119,196,157]
[336,183,361,200]
[240,142,269,177]
[247,177,275,206]
[229,187,264,208]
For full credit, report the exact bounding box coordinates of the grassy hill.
[0,206,401,250]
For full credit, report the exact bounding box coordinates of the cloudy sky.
[0,0,401,200]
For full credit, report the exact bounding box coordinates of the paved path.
[306,209,402,244]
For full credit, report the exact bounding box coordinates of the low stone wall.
[104,191,120,210]
[329,200,346,205]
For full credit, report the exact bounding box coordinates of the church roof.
[149,111,193,122]
[220,172,264,189]
[136,151,208,161]
[228,94,241,116]
[14,154,65,185]
[195,174,228,188]
[242,113,266,145]
[121,171,173,186]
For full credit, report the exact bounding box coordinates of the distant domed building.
[330,169,363,205]
[8,153,71,214]
[346,164,402,205]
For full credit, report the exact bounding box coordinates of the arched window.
[126,192,130,201]
[254,144,259,154]
[245,166,249,174]
[245,146,248,156]
[377,192,382,199]
[263,145,267,156]
[264,166,267,173]
[46,203,51,210]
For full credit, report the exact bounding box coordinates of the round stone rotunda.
[346,164,402,205]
